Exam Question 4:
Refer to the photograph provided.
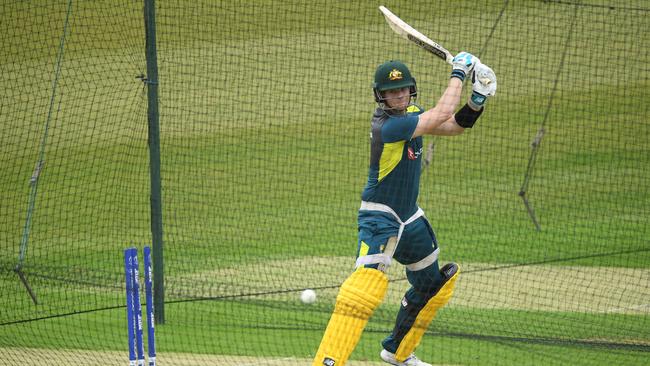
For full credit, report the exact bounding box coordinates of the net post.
[144,0,164,324]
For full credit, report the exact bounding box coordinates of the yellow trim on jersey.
[378,141,405,181]
[406,105,421,113]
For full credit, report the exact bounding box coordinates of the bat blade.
[379,6,492,85]
[379,5,453,65]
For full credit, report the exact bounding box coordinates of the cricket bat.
[379,5,492,85]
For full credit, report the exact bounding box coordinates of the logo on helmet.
[388,69,403,81]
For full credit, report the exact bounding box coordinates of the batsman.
[312,53,497,366]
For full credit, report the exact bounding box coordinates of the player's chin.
[387,102,408,112]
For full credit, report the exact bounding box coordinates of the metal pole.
[144,0,164,324]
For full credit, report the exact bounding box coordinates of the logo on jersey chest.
[407,146,422,160]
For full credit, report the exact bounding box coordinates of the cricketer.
[312,53,497,366]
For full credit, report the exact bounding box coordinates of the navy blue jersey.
[361,105,424,221]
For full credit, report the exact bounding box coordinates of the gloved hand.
[451,51,479,82]
[468,62,497,110]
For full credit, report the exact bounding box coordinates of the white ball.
[300,289,317,304]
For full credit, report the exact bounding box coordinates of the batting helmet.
[372,60,417,104]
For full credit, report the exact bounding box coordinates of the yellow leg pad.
[312,268,389,366]
[395,267,460,362]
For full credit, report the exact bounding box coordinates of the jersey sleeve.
[381,114,419,142]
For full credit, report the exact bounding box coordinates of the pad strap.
[405,248,439,272]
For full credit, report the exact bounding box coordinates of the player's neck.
[382,107,407,116]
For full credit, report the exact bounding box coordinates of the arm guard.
[454,103,484,128]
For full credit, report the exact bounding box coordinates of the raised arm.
[412,52,497,138]
[411,77,465,137]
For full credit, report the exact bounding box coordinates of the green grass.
[1,0,649,365]
[2,299,648,365]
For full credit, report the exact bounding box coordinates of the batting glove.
[468,62,497,110]
[451,51,479,82]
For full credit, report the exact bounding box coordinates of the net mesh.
[1,1,649,365]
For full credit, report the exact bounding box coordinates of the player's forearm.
[436,77,463,117]
[433,119,465,136]
[412,78,464,137]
